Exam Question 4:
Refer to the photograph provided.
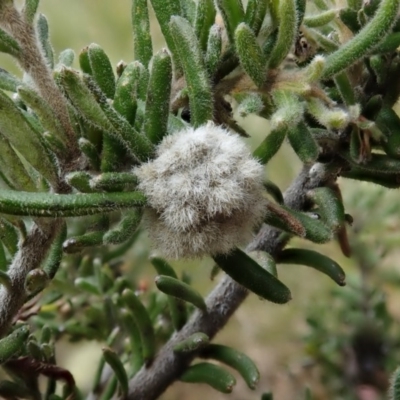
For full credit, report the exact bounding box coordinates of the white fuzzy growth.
[135,123,266,259]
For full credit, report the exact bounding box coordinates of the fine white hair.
[135,122,266,259]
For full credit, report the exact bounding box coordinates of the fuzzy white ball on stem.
[135,122,266,259]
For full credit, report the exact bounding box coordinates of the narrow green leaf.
[0,242,7,272]
[268,0,297,68]
[122,289,155,364]
[307,187,345,233]
[84,74,154,161]
[0,69,21,92]
[0,28,20,57]
[67,169,93,191]
[78,46,92,74]
[389,366,400,400]
[169,16,213,127]
[0,218,19,257]
[103,209,143,244]
[253,127,287,164]
[131,0,153,67]
[42,223,66,280]
[194,0,216,52]
[155,275,207,311]
[59,68,114,133]
[56,49,75,67]
[78,138,101,170]
[143,49,172,144]
[0,135,36,191]
[173,333,209,353]
[263,180,284,204]
[63,231,104,253]
[88,43,116,99]
[205,24,222,76]
[0,190,146,217]
[149,0,182,71]
[278,248,346,286]
[17,85,68,146]
[113,61,141,125]
[180,362,236,393]
[120,309,144,376]
[235,23,265,87]
[376,107,400,158]
[214,0,245,44]
[36,14,54,68]
[201,344,260,389]
[245,0,268,36]
[341,166,400,188]
[0,90,58,184]
[287,121,319,164]
[333,71,357,106]
[214,248,291,304]
[102,347,128,396]
[90,172,137,191]
[322,0,400,79]
[303,10,336,28]
[23,0,40,24]
[0,326,30,364]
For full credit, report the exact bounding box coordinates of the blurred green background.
[1,2,399,399]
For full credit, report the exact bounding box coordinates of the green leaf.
[113,61,141,125]
[303,10,336,28]
[195,0,216,52]
[120,309,144,376]
[0,135,36,191]
[180,362,236,393]
[102,347,128,396]
[235,23,265,87]
[149,0,182,71]
[389,366,400,400]
[122,289,155,364]
[200,344,260,389]
[0,69,21,92]
[42,223,66,280]
[131,0,153,67]
[205,24,222,76]
[214,248,291,304]
[214,0,245,44]
[0,326,30,364]
[253,126,287,164]
[143,49,172,144]
[103,209,143,245]
[0,28,20,57]
[155,275,206,311]
[245,0,268,36]
[268,0,297,68]
[287,121,319,164]
[0,90,58,184]
[23,0,40,24]
[0,218,19,257]
[322,0,400,79]
[0,190,146,217]
[173,333,209,353]
[36,14,54,68]
[169,16,213,127]
[88,43,116,99]
[277,248,346,286]
[17,85,68,148]
[307,187,345,233]
[78,138,100,170]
